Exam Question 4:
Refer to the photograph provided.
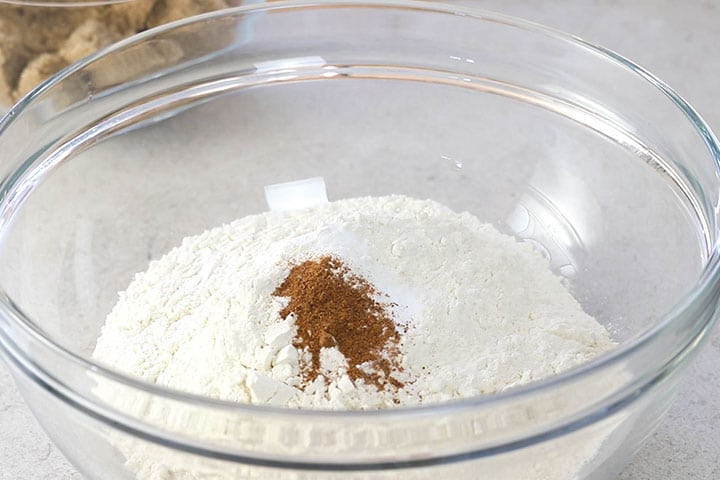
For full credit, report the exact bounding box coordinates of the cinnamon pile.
[273,255,403,391]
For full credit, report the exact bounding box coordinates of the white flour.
[93,195,615,410]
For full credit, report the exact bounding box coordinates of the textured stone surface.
[1,0,719,479]
[0,366,82,480]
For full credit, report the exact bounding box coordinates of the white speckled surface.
[1,1,719,479]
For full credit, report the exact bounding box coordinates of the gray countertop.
[1,1,719,479]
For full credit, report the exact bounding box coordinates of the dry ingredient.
[0,0,230,105]
[274,255,404,391]
[93,194,616,410]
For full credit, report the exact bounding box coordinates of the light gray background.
[1,0,719,479]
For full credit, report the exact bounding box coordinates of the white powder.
[93,195,615,410]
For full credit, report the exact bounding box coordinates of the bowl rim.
[1,0,720,424]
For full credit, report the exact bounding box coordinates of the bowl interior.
[0,2,711,381]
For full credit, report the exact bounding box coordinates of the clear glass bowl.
[0,1,719,479]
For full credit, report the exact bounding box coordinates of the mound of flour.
[93,195,615,409]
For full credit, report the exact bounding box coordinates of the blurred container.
[0,0,260,105]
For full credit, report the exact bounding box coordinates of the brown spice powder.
[273,255,403,391]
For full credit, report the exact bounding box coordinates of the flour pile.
[93,195,615,410]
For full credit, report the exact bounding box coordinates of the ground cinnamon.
[273,255,403,391]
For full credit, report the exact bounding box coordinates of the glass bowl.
[0,1,719,479]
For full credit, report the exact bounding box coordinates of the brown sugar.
[0,0,230,104]
[273,256,404,391]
